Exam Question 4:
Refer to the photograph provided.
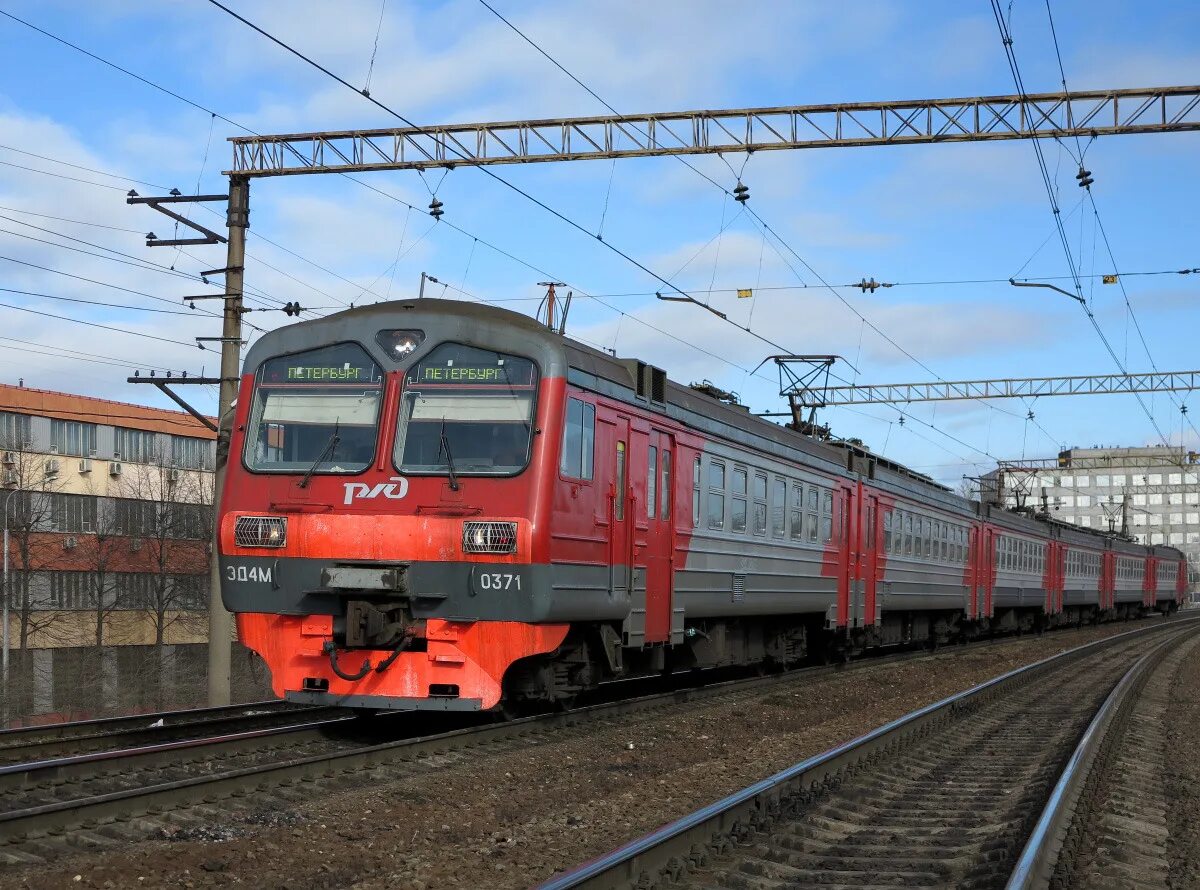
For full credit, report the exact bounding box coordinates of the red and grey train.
[217,299,1187,712]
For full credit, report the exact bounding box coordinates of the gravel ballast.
[0,621,1171,889]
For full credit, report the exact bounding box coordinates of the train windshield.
[245,342,384,473]
[395,343,538,476]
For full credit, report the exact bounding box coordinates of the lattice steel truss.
[228,86,1200,176]
[788,369,1200,408]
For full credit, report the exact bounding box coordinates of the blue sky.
[0,0,1197,483]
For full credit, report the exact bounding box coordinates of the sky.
[0,0,1197,484]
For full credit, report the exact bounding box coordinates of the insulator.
[169,187,182,196]
[429,198,444,219]
[1075,167,1093,188]
[733,181,749,204]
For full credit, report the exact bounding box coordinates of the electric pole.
[207,175,248,707]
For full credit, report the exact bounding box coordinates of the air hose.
[323,635,412,681]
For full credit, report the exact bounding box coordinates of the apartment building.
[983,445,1200,590]
[0,383,220,722]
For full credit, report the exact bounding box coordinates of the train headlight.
[463,521,517,554]
[376,329,425,360]
[234,516,287,548]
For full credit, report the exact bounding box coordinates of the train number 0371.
[477,572,522,591]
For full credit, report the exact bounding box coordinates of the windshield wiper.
[437,416,460,491]
[298,419,340,489]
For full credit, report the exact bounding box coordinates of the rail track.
[0,700,329,765]
[0,623,1142,867]
[540,615,1200,890]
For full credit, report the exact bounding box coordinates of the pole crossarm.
[226,86,1200,176]
[792,369,1200,408]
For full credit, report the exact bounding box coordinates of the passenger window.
[732,466,748,533]
[772,478,786,538]
[707,460,725,530]
[692,457,701,527]
[904,514,913,556]
[560,398,595,480]
[790,483,803,541]
[808,487,818,511]
[647,446,657,519]
[615,441,626,521]
[821,515,833,543]
[753,472,768,536]
[660,451,671,520]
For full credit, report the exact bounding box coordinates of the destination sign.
[412,363,535,387]
[287,366,367,381]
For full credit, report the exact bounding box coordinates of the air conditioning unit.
[112,451,122,461]
[109,461,123,477]
[48,444,59,455]
[63,536,77,550]
[78,458,93,473]
[3,470,17,486]
[1,451,14,466]
[44,458,60,477]
[169,468,182,483]
[130,537,143,552]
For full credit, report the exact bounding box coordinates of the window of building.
[1149,493,1164,506]
[114,428,161,464]
[1133,514,1147,527]
[50,572,94,610]
[1170,532,1184,545]
[1096,475,1110,487]
[771,478,786,538]
[1134,494,1147,506]
[1079,516,1091,527]
[0,412,31,450]
[1077,495,1091,507]
[616,443,627,522]
[1171,512,1184,525]
[1149,474,1163,485]
[1151,533,1165,545]
[1169,492,1183,506]
[559,398,595,480]
[51,419,97,457]
[707,461,725,531]
[1077,475,1090,487]
[1187,493,1199,506]
[1170,473,1182,485]
[752,472,767,536]
[50,494,97,534]
[172,435,213,471]
[1061,495,1075,508]
[1187,512,1199,525]
[1061,476,1073,487]
[1112,474,1126,486]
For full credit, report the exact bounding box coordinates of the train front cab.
[218,303,577,711]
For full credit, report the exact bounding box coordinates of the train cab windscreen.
[395,343,537,476]
[244,342,384,473]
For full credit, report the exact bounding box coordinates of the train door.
[607,417,632,602]
[979,526,996,619]
[834,484,853,629]
[858,488,881,628]
[643,430,675,643]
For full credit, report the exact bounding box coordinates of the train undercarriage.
[499,601,1179,711]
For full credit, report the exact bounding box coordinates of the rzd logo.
[344,476,410,505]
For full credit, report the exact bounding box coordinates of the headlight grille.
[234,516,287,548]
[462,521,517,554]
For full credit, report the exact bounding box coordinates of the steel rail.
[0,712,363,797]
[537,615,1200,890]
[0,699,290,745]
[1004,626,1185,888]
[0,625,1131,854]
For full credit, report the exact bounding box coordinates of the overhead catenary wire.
[473,0,1052,459]
[989,0,1172,449]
